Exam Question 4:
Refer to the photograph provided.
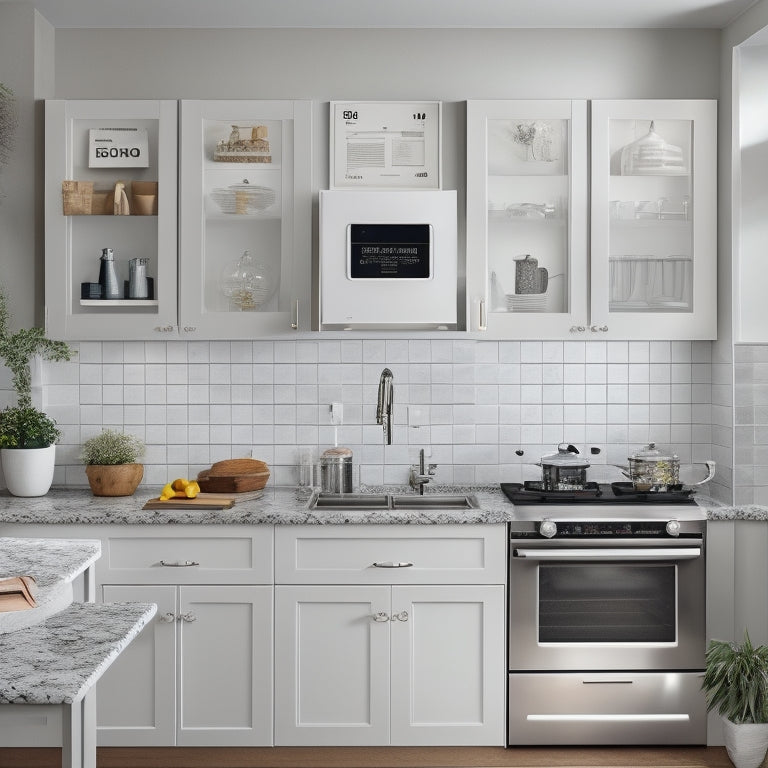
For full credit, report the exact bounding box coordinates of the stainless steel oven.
[502,482,708,746]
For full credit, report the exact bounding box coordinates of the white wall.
[0,22,728,494]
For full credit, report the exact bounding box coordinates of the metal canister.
[128,257,149,299]
[320,447,353,493]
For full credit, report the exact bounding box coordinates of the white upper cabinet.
[178,100,312,338]
[466,98,717,340]
[45,100,179,340]
[590,99,717,340]
[466,100,588,338]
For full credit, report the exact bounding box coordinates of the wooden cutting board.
[143,494,235,510]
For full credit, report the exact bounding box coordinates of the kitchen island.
[0,536,156,768]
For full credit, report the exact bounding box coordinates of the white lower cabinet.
[274,583,505,746]
[98,583,273,746]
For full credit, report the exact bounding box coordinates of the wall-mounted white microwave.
[319,189,457,329]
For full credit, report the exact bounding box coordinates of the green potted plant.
[703,629,768,768]
[80,429,145,496]
[0,287,74,496]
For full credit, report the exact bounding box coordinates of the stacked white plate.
[507,293,548,312]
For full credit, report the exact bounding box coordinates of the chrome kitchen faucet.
[376,368,394,445]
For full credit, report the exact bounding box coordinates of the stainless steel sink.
[307,492,479,511]
[390,494,479,510]
[309,493,390,510]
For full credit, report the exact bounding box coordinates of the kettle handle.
[687,460,716,486]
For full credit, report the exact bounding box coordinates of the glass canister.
[320,447,353,494]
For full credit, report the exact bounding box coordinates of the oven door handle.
[512,547,701,561]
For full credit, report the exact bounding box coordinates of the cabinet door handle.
[372,561,414,568]
[159,612,176,623]
[178,612,197,623]
[391,611,409,622]
[291,299,299,330]
[570,325,586,333]
[478,299,487,331]
[590,325,609,333]
[372,612,390,622]
[154,325,175,333]
[159,560,200,567]
[183,326,197,332]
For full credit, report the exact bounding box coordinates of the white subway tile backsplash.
[17,338,733,500]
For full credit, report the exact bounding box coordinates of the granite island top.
[0,536,100,587]
[0,601,156,704]
[0,485,759,525]
[0,485,517,526]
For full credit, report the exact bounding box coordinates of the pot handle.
[687,460,716,486]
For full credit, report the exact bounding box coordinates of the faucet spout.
[376,368,394,445]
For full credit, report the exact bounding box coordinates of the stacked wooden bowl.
[197,458,270,493]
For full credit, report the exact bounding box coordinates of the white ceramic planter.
[723,718,768,768]
[0,445,56,496]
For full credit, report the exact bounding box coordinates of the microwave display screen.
[348,224,432,279]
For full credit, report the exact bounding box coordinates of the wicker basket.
[61,181,113,215]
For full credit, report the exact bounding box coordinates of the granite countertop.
[0,601,156,704]
[0,536,100,587]
[0,485,760,525]
[0,486,517,526]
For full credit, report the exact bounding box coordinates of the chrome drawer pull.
[582,679,634,684]
[391,611,409,622]
[372,612,390,622]
[372,561,414,568]
[178,612,197,623]
[159,560,200,567]
[159,612,176,623]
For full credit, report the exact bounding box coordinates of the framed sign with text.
[88,127,149,168]
[330,101,441,190]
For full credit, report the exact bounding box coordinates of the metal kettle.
[98,248,122,299]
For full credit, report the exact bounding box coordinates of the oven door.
[508,537,705,670]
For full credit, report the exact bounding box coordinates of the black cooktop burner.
[500,482,696,505]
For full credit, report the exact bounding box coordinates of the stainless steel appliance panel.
[508,536,705,670]
[508,671,707,744]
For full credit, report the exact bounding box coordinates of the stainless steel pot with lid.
[537,443,590,491]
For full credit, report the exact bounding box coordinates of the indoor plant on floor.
[0,287,75,496]
[80,428,145,496]
[703,630,768,768]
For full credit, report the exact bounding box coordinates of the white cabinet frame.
[466,99,588,337]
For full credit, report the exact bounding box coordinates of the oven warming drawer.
[508,672,706,745]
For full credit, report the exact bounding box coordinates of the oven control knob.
[539,520,558,538]
[666,519,681,537]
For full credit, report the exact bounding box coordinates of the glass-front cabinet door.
[45,100,179,340]
[466,100,587,337]
[590,100,716,339]
[179,100,312,337]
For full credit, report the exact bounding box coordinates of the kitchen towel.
[0,575,38,612]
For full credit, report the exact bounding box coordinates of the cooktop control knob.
[666,519,681,537]
[539,519,557,538]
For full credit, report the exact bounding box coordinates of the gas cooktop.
[500,481,696,505]
[500,482,707,523]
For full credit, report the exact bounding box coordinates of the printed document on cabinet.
[330,101,441,189]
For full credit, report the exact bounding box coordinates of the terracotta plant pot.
[85,463,144,496]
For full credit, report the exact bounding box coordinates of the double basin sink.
[308,491,479,511]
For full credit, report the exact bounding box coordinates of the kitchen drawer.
[275,524,507,585]
[96,525,273,585]
[508,672,707,745]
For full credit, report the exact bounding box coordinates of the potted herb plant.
[0,287,74,496]
[703,630,768,768]
[80,429,145,496]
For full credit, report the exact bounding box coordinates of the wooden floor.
[0,746,733,768]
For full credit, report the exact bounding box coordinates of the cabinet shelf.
[79,299,159,307]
